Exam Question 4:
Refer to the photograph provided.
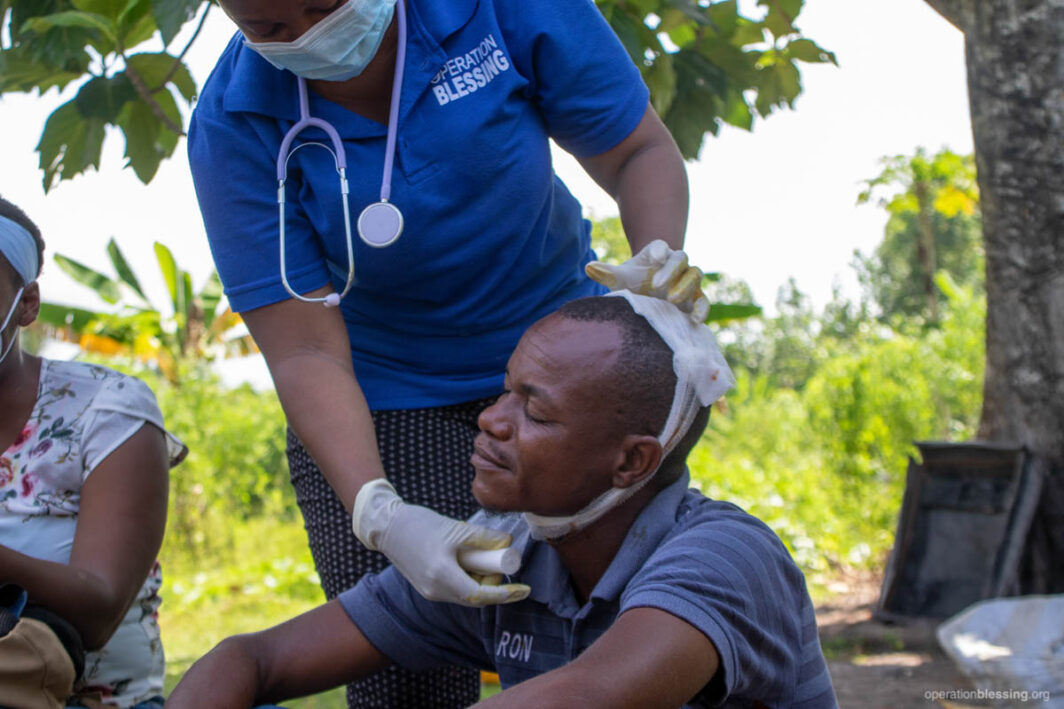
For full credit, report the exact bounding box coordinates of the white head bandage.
[524,291,734,540]
[0,215,39,286]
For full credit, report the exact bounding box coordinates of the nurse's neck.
[308,16,399,126]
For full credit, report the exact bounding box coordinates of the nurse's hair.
[553,295,710,487]
[0,196,45,286]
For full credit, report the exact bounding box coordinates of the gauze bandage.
[524,290,734,540]
[0,216,39,286]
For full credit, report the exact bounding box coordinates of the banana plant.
[35,237,257,384]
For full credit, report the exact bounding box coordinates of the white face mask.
[244,0,397,82]
[0,287,24,367]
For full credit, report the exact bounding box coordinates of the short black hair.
[553,296,711,484]
[0,196,45,286]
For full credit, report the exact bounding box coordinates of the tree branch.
[156,2,212,92]
[922,0,973,33]
[124,59,185,135]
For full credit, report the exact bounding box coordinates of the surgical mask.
[0,287,24,367]
[244,0,397,82]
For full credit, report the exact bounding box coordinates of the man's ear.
[612,434,662,489]
[18,281,40,326]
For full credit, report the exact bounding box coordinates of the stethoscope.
[277,0,408,308]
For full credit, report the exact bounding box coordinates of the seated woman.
[0,196,185,709]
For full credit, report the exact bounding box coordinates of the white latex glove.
[585,239,710,323]
[352,479,530,606]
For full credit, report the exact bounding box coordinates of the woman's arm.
[577,104,689,252]
[240,285,385,511]
[169,600,390,709]
[0,423,169,649]
[240,287,528,605]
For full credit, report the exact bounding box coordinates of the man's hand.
[170,601,391,708]
[353,480,531,606]
[586,240,710,324]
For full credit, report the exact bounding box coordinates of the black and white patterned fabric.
[286,396,496,708]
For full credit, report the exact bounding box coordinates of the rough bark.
[934,0,1064,592]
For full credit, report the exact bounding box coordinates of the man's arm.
[168,600,391,709]
[475,607,720,709]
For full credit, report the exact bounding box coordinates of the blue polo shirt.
[188,0,648,409]
[340,473,838,707]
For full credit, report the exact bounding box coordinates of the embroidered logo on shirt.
[430,34,511,105]
[495,630,534,662]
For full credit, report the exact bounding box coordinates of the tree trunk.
[913,180,940,322]
[926,0,1064,592]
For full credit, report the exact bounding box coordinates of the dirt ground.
[817,573,982,709]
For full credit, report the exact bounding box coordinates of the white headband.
[524,291,734,540]
[0,215,39,285]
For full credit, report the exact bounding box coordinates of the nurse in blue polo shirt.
[188,0,707,705]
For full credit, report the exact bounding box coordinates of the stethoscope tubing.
[277,0,407,307]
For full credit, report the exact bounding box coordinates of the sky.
[0,0,972,321]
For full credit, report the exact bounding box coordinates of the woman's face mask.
[0,287,24,367]
[244,0,397,81]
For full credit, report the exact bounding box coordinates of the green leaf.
[731,18,766,46]
[120,0,158,49]
[151,0,202,46]
[36,302,101,332]
[197,271,224,330]
[721,87,753,130]
[125,51,196,100]
[606,8,649,67]
[72,0,127,19]
[117,98,164,182]
[20,10,116,45]
[74,74,136,122]
[154,241,181,313]
[0,47,85,93]
[757,0,801,38]
[753,56,801,116]
[784,38,837,66]
[707,0,739,37]
[36,99,107,191]
[644,53,677,117]
[106,237,148,303]
[660,0,713,28]
[53,254,122,304]
[663,49,729,158]
[705,302,762,323]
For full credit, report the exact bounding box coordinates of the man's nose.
[477,399,514,439]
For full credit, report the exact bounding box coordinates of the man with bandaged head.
[171,292,836,709]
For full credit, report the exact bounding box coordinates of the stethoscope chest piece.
[358,201,404,247]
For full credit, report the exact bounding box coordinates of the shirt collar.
[521,470,691,614]
[221,0,479,132]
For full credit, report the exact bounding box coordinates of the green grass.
[158,517,498,706]
[159,517,346,706]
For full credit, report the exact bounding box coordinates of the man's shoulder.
[655,488,803,578]
[673,488,782,539]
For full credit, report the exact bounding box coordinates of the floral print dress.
[0,359,185,708]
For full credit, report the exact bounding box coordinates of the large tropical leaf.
[53,253,122,304]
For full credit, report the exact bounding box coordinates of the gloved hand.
[585,239,710,323]
[352,479,531,606]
